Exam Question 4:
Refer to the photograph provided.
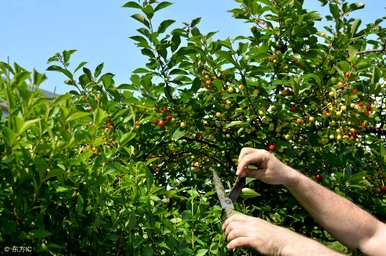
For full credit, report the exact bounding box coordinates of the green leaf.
[47,53,60,63]
[191,17,202,27]
[83,67,93,80]
[371,66,380,84]
[141,48,155,58]
[118,83,135,90]
[66,112,90,122]
[94,63,104,78]
[196,249,208,256]
[19,118,40,135]
[212,79,222,90]
[250,45,268,59]
[169,69,188,75]
[94,108,108,126]
[146,157,159,165]
[119,132,136,145]
[329,3,340,20]
[337,61,350,72]
[100,73,115,87]
[74,61,88,73]
[15,114,24,133]
[240,188,261,199]
[47,65,73,80]
[29,229,52,239]
[63,49,77,65]
[303,73,321,86]
[13,71,30,87]
[129,36,149,47]
[122,1,143,9]
[143,246,154,256]
[172,128,185,141]
[154,2,172,12]
[171,33,181,52]
[351,19,361,36]
[3,127,17,145]
[131,13,149,27]
[225,121,244,129]
[56,186,69,193]
[191,77,201,93]
[158,19,175,34]
[349,2,365,12]
[143,5,154,19]
[307,11,322,21]
[32,70,47,86]
[133,67,150,74]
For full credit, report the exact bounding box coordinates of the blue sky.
[0,0,384,94]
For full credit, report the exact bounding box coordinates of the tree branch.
[357,41,386,55]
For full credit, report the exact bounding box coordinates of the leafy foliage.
[0,0,385,255]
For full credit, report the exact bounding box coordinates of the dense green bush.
[0,61,227,255]
[1,0,385,255]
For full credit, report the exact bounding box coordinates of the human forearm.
[236,148,386,255]
[280,230,344,256]
[284,168,383,252]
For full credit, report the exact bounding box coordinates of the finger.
[252,168,267,180]
[227,228,244,241]
[241,168,265,179]
[227,237,252,250]
[222,214,239,231]
[238,147,256,164]
[237,150,268,176]
[222,216,235,232]
[224,219,239,238]
[224,213,247,225]
[222,220,229,232]
[223,215,248,236]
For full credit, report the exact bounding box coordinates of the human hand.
[236,147,297,185]
[222,213,289,254]
[223,213,343,256]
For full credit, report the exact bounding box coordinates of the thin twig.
[357,48,385,55]
[357,41,386,55]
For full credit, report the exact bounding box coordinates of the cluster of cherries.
[154,106,173,128]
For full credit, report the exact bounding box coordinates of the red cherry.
[357,101,363,111]
[165,115,173,122]
[161,107,169,113]
[268,144,276,152]
[344,71,352,79]
[290,106,297,113]
[381,186,386,193]
[157,120,165,128]
[351,88,358,95]
[364,111,370,117]
[315,174,322,183]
